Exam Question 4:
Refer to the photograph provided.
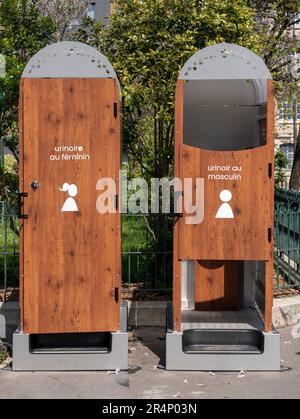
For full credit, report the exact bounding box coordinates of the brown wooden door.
[20,78,121,334]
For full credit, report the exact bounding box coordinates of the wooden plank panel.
[18,80,25,330]
[22,78,121,334]
[173,81,183,331]
[264,80,275,332]
[195,261,240,311]
[178,145,271,261]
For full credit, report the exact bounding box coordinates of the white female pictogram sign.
[59,183,79,212]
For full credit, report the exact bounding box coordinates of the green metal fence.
[122,214,173,294]
[0,204,173,299]
[274,188,300,289]
[1,189,300,299]
[0,202,19,300]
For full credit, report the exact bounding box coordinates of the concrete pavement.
[0,326,300,399]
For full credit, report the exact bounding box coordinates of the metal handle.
[31,181,41,191]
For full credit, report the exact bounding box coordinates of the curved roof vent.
[22,41,117,79]
[179,43,272,80]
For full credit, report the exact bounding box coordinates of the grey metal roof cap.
[179,43,272,80]
[22,41,117,79]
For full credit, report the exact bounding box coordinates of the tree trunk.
[290,128,300,190]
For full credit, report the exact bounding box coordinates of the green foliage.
[0,0,55,159]
[0,216,19,288]
[36,0,88,42]
[121,214,172,289]
[0,0,298,197]
[289,128,300,190]
[248,0,300,97]
[248,1,300,190]
[74,0,260,254]
[275,149,288,186]
[0,340,9,363]
[75,0,258,179]
[0,0,56,205]
[0,155,19,205]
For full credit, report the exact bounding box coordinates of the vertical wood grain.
[114,79,122,331]
[195,261,240,311]
[18,80,25,331]
[22,78,121,334]
[265,80,275,332]
[178,146,271,261]
[173,80,183,331]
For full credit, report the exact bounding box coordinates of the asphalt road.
[0,326,299,399]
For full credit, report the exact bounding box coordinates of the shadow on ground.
[129,327,166,368]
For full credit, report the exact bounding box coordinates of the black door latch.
[114,287,119,303]
[268,228,272,243]
[114,102,118,119]
[18,192,28,219]
[268,163,273,179]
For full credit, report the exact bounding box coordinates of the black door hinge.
[19,192,28,198]
[167,212,183,218]
[113,102,118,118]
[114,194,119,211]
[18,192,28,220]
[268,228,272,243]
[268,163,273,179]
[114,287,119,303]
